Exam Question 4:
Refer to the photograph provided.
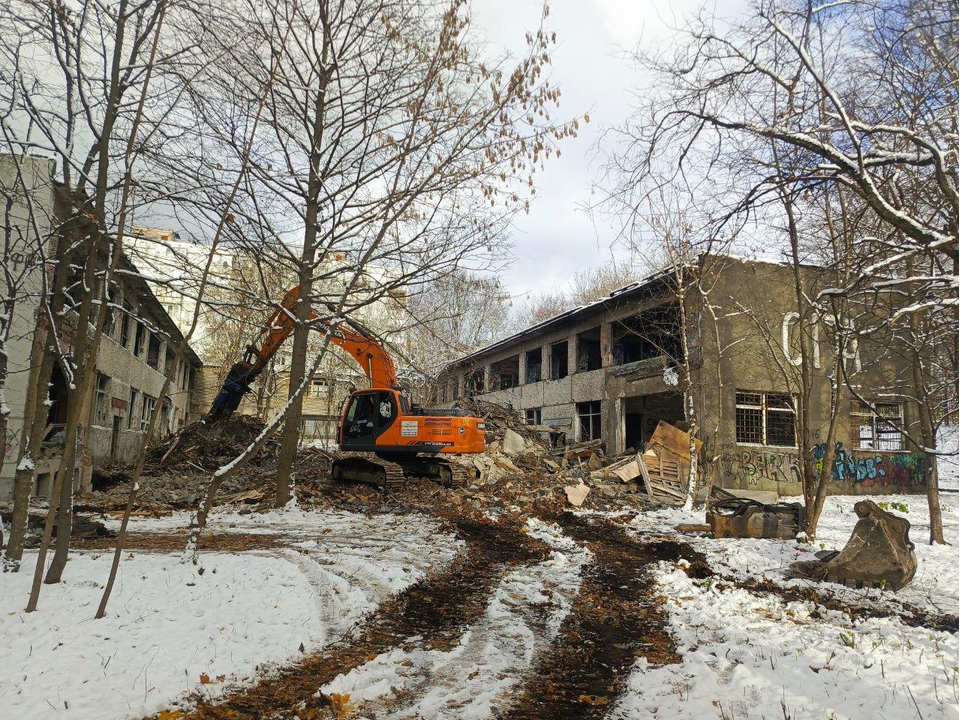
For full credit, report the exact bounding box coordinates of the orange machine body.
[336,388,485,456]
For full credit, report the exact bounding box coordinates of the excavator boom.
[210,286,397,417]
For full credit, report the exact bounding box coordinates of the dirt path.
[160,517,547,720]
[492,515,692,720]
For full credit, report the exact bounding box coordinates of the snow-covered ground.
[0,508,459,720]
[3,472,957,720]
[613,557,958,719]
[320,518,589,720]
[618,492,960,719]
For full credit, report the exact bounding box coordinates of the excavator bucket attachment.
[789,500,917,591]
[706,497,806,540]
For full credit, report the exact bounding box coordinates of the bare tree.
[186,0,577,508]
[607,0,957,537]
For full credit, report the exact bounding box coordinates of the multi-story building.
[436,255,929,496]
[0,155,201,500]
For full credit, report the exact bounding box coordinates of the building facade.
[0,155,201,501]
[436,256,928,496]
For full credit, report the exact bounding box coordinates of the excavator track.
[330,453,406,491]
[330,453,474,491]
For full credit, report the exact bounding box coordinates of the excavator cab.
[339,389,399,449]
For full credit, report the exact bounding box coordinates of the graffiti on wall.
[813,442,925,487]
[720,445,801,489]
[720,442,926,489]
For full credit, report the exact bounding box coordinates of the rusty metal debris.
[789,500,917,590]
[706,497,806,540]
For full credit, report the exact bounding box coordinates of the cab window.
[346,393,375,423]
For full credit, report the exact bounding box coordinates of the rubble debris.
[149,414,279,473]
[565,482,590,507]
[648,420,703,460]
[0,508,113,542]
[501,428,528,455]
[706,497,806,540]
[789,500,918,590]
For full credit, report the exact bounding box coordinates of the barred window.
[851,401,903,451]
[735,391,796,447]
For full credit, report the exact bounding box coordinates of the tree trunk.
[910,312,944,544]
[275,51,329,507]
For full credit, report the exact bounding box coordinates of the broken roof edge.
[442,251,826,373]
[444,262,682,372]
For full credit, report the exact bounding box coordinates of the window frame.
[576,400,601,442]
[140,394,156,432]
[851,401,904,451]
[128,388,140,429]
[525,408,542,426]
[734,390,797,448]
[93,374,110,426]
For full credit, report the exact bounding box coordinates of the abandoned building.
[0,155,201,501]
[436,255,929,496]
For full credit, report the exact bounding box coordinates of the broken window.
[852,401,903,451]
[735,391,796,447]
[147,334,161,369]
[467,369,485,397]
[140,394,156,431]
[525,348,542,383]
[103,289,117,338]
[576,401,601,441]
[612,304,682,365]
[120,303,132,348]
[128,388,140,429]
[134,322,146,357]
[550,340,568,379]
[525,408,542,425]
[492,355,519,390]
[576,328,602,372]
[93,374,109,426]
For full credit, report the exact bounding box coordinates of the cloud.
[470,0,737,298]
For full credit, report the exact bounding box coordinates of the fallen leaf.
[199,673,212,684]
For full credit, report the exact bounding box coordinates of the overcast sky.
[469,0,740,302]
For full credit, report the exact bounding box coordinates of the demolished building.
[0,155,202,501]
[435,255,930,496]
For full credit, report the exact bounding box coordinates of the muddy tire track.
[157,517,547,720]
[493,515,690,720]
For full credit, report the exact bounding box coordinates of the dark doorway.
[110,416,121,461]
[625,412,643,450]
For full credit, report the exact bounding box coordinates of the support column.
[567,336,578,376]
[518,350,527,386]
[600,322,614,367]
[542,343,552,380]
[483,364,493,393]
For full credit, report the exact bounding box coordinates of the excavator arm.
[210,285,399,418]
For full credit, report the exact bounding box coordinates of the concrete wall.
[0,156,56,499]
[696,258,925,496]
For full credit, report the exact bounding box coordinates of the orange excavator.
[209,286,485,489]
